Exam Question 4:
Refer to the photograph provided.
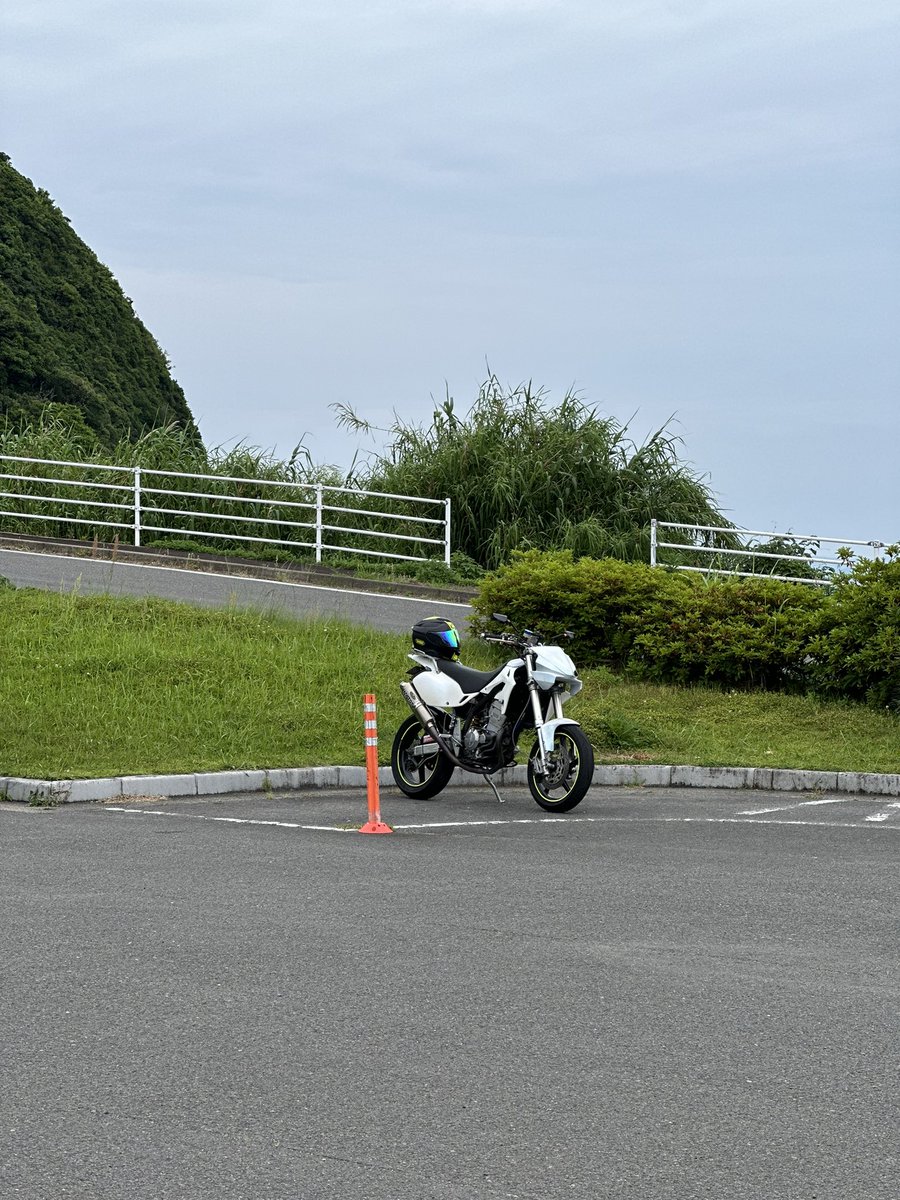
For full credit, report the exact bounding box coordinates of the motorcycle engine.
[462,699,508,763]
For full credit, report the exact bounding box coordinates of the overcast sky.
[2,0,897,543]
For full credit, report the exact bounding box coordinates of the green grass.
[0,588,415,778]
[579,675,900,775]
[1,587,898,780]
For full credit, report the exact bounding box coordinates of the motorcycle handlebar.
[480,627,574,646]
[480,632,537,650]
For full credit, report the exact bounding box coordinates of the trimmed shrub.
[471,550,693,669]
[807,558,900,710]
[470,549,897,708]
[628,575,823,690]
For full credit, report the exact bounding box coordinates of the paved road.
[2,785,897,1200]
[0,548,473,634]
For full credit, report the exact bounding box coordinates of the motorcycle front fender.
[537,717,582,755]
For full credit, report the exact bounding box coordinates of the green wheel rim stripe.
[398,731,435,788]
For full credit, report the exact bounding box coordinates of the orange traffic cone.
[359,694,392,834]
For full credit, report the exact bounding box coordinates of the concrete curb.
[2,763,898,804]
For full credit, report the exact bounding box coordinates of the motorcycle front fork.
[528,678,564,776]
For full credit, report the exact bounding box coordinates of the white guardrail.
[0,454,451,566]
[650,519,891,585]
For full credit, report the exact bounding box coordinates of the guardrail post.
[649,518,657,567]
[315,485,323,564]
[134,467,142,548]
[444,497,451,567]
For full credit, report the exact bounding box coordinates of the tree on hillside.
[0,153,199,447]
[334,375,732,570]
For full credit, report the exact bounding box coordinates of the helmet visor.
[439,627,460,651]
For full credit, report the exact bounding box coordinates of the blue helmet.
[412,617,461,661]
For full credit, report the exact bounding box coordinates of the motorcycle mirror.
[492,613,510,624]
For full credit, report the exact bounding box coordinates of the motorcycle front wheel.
[527,725,594,812]
[390,715,456,799]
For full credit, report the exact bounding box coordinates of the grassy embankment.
[1,585,898,781]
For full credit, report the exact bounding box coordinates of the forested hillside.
[0,154,198,447]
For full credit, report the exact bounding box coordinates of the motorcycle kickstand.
[483,773,504,804]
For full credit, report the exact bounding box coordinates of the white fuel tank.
[412,671,466,709]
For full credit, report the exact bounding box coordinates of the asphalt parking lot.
[2,785,898,1200]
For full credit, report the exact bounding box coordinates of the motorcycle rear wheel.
[527,725,594,812]
[391,715,456,799]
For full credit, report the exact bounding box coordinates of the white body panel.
[534,644,576,676]
[409,651,527,710]
[533,644,582,694]
[412,670,466,708]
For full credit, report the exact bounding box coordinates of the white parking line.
[103,808,900,833]
[103,807,598,831]
[104,807,357,832]
[865,802,900,823]
[393,817,585,828]
[667,816,899,831]
[738,797,854,816]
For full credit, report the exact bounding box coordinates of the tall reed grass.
[336,375,738,570]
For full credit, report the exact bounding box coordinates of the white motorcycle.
[391,614,594,811]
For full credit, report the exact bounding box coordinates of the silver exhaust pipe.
[399,681,491,775]
[399,680,440,734]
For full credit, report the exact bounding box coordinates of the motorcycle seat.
[436,659,507,693]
